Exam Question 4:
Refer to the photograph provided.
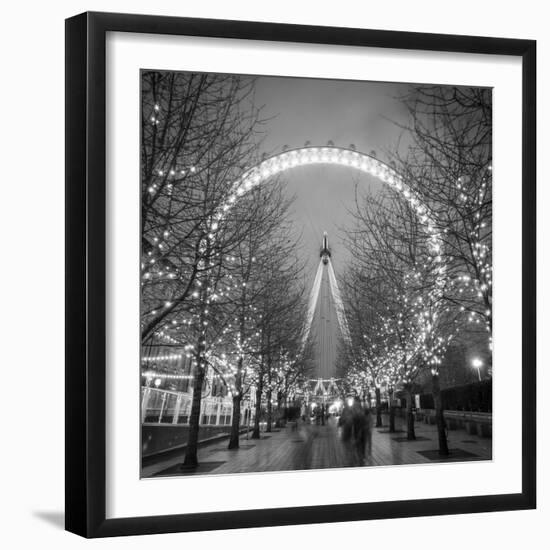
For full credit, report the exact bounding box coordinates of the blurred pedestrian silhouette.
[352,397,367,460]
[363,407,373,456]
[339,396,372,463]
[339,400,353,443]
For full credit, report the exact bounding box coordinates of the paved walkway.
[143,415,492,478]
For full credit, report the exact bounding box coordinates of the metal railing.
[141,386,246,426]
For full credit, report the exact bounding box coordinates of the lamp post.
[471,357,483,382]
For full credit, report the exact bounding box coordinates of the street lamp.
[471,357,483,381]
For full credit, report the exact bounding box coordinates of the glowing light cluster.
[237,147,401,197]
[142,370,193,380]
[145,146,446,338]
[143,145,451,401]
[142,353,182,362]
[217,147,445,293]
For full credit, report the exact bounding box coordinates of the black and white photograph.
[0,0,542,545]
[140,70,493,478]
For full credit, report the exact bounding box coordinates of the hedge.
[418,379,492,413]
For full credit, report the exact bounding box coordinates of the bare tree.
[140,70,274,467]
[206,181,306,449]
[341,186,455,445]
[262,283,309,432]
[395,86,492,345]
[384,85,493,453]
[140,71,265,344]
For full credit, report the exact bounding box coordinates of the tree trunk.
[275,391,284,428]
[432,372,449,456]
[388,389,396,432]
[375,386,382,427]
[183,351,206,467]
[266,353,273,432]
[182,246,210,468]
[406,388,416,440]
[266,388,272,432]
[251,378,263,439]
[228,393,242,449]
[228,359,243,449]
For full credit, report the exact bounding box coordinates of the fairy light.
[206,146,446,301]
[142,353,182,362]
[142,144,467,403]
[142,370,193,380]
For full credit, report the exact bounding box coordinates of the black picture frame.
[65,11,536,538]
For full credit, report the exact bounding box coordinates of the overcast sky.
[252,75,413,284]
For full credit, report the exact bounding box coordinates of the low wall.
[416,409,492,438]
[142,424,233,458]
[417,380,492,413]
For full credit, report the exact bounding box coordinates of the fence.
[141,386,248,426]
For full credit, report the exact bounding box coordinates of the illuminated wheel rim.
[217,146,444,287]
